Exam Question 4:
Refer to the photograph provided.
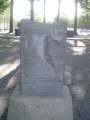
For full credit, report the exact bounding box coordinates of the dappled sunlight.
[3,69,20,93]
[0,59,20,79]
[69,47,86,55]
[67,40,75,46]
[1,54,19,63]
[77,41,86,46]
[0,64,9,73]
[10,39,20,43]
[67,40,86,47]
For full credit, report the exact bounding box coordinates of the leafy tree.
[73,0,90,34]
[79,0,90,11]
[74,0,78,35]
[0,0,10,13]
[34,13,42,22]
[53,14,74,28]
[9,0,14,33]
[28,0,40,21]
[78,11,90,28]
[3,7,10,15]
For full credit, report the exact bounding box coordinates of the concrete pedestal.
[7,85,73,120]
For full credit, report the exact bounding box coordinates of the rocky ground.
[0,32,90,120]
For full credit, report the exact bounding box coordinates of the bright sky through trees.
[13,0,83,21]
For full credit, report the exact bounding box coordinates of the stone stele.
[20,20,67,96]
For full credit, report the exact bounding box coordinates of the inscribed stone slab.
[20,20,67,96]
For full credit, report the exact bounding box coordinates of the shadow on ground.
[0,37,20,120]
[64,40,90,120]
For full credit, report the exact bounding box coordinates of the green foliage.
[25,12,42,22]
[3,7,10,14]
[0,0,10,14]
[79,0,90,11]
[78,11,90,27]
[34,13,42,22]
[53,15,74,27]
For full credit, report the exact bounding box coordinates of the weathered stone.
[0,99,3,106]
[0,106,6,117]
[69,85,87,96]
[74,73,84,81]
[20,20,67,96]
[1,100,9,108]
[0,94,10,101]
[7,85,73,120]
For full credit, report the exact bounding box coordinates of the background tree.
[73,0,90,35]
[74,0,78,35]
[57,0,61,22]
[79,0,90,11]
[43,0,46,23]
[34,13,42,22]
[31,0,34,21]
[78,11,90,28]
[28,0,40,21]
[9,0,14,33]
[0,0,10,13]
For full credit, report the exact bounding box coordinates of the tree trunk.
[57,0,61,22]
[43,0,46,23]
[31,0,34,21]
[9,0,13,33]
[74,0,78,35]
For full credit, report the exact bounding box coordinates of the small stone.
[64,71,72,78]
[0,94,10,101]
[74,73,84,81]
[64,77,72,85]
[1,100,9,109]
[0,106,6,117]
[70,85,87,96]
[0,99,3,106]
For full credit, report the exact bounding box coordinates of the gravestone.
[7,20,73,120]
[20,20,67,96]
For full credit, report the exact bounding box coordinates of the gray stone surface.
[20,20,67,96]
[7,84,73,120]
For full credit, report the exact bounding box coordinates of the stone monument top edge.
[20,19,68,28]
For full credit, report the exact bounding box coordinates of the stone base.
[7,85,73,120]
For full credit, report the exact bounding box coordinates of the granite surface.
[20,20,67,96]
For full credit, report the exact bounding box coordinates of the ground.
[0,32,90,120]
